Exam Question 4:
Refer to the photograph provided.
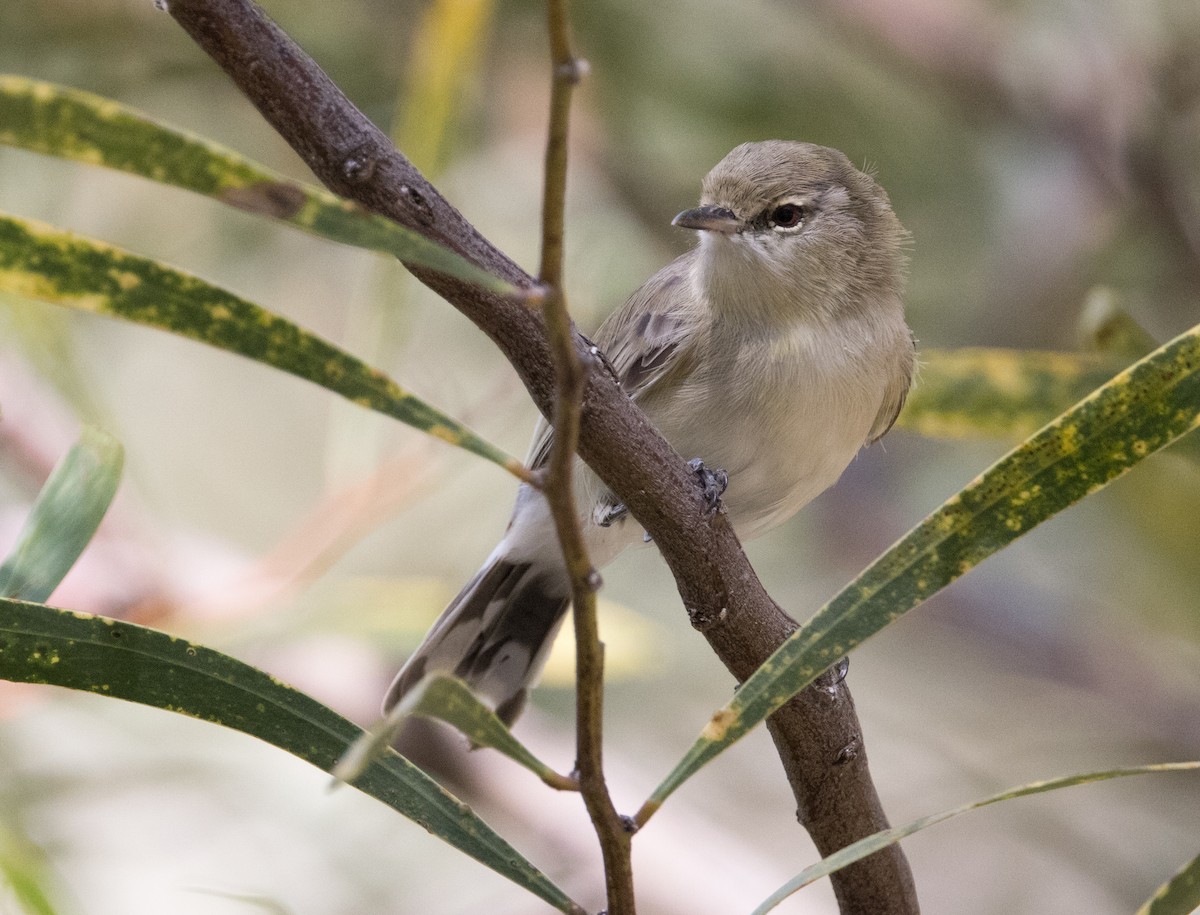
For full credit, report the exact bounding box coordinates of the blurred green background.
[1,0,1199,912]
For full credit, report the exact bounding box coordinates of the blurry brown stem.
[536,2,636,911]
[165,1,916,911]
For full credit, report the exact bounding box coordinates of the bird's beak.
[671,204,741,234]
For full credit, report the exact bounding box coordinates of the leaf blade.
[0,211,523,475]
[642,323,1200,818]
[0,426,123,603]
[752,762,1200,914]
[1137,850,1200,915]
[0,598,582,914]
[0,75,512,294]
[897,347,1120,440]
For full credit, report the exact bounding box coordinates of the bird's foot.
[594,501,628,528]
[688,458,728,518]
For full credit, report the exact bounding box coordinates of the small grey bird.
[385,140,915,725]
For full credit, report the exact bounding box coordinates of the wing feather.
[866,330,916,443]
[526,254,702,469]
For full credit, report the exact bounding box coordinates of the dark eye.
[769,203,805,229]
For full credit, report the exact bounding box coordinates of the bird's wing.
[866,330,917,444]
[526,255,700,470]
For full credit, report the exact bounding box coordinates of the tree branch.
[165,1,918,910]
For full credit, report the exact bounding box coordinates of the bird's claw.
[688,458,728,517]
[595,502,628,528]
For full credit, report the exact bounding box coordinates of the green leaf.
[639,322,1200,821]
[751,761,1200,914]
[0,212,524,476]
[336,675,575,791]
[0,824,63,915]
[897,348,1121,440]
[188,889,291,914]
[1078,290,1159,361]
[1138,850,1200,915]
[0,75,512,294]
[0,426,123,603]
[0,598,584,915]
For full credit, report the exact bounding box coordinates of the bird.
[385,140,915,726]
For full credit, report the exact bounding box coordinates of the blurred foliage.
[898,347,1122,440]
[1137,849,1200,915]
[0,425,122,603]
[394,0,496,174]
[0,822,64,915]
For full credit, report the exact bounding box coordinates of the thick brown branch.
[165,1,918,911]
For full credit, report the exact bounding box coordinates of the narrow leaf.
[641,323,1200,820]
[0,426,123,602]
[897,348,1120,440]
[752,762,1200,914]
[0,825,63,915]
[395,0,496,173]
[337,675,575,790]
[1138,850,1200,915]
[410,675,570,781]
[0,212,524,476]
[0,598,584,914]
[0,75,512,293]
[1078,291,1159,360]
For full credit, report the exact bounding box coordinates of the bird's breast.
[649,316,893,539]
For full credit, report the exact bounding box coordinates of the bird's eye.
[769,203,806,230]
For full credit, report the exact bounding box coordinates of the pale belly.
[647,325,888,540]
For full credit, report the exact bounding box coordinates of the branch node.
[518,283,551,307]
[396,183,435,225]
[555,57,590,83]
[342,154,378,183]
[833,738,862,767]
[686,605,729,632]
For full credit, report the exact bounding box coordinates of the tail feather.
[385,553,570,726]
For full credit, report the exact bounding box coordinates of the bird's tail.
[384,550,571,726]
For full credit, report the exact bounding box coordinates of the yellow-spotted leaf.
[752,762,1200,913]
[0,426,123,603]
[639,323,1200,822]
[1138,850,1200,915]
[897,348,1121,440]
[0,213,523,476]
[0,75,511,294]
[0,598,584,915]
[336,675,575,791]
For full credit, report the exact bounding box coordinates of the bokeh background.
[1,0,1199,912]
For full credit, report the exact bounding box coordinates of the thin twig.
[536,1,636,911]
